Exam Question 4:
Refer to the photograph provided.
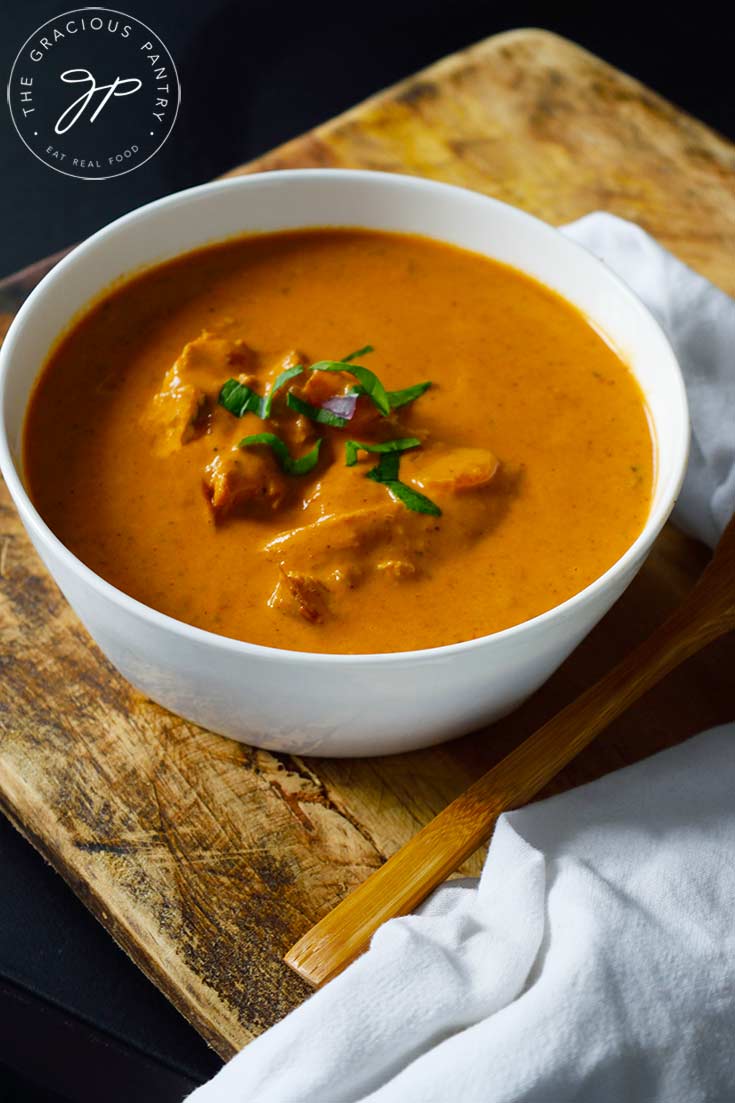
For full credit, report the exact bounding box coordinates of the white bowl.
[0,171,689,756]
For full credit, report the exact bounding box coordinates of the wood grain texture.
[1,29,734,1058]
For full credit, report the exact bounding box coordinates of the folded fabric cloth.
[188,214,735,1103]
[190,725,735,1103]
[564,214,735,548]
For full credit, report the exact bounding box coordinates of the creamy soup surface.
[24,228,654,654]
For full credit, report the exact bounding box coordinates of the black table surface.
[1,3,732,1100]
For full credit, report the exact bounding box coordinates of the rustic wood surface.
[1,29,734,1059]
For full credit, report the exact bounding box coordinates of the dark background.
[1,3,732,1101]
[1,1,734,277]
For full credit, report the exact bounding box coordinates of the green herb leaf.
[238,432,323,475]
[286,391,349,428]
[288,439,324,475]
[219,378,262,417]
[366,452,400,483]
[386,381,432,410]
[345,437,421,467]
[364,448,442,515]
[345,380,432,411]
[311,360,391,417]
[220,367,304,421]
[342,344,374,363]
[260,365,303,419]
[238,431,290,467]
[384,480,442,516]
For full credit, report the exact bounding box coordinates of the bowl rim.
[0,168,690,666]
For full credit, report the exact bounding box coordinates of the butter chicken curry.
[24,229,654,653]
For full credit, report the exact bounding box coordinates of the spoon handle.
[285,573,731,988]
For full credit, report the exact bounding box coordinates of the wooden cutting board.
[2,29,734,1059]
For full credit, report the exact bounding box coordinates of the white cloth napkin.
[564,214,735,549]
[187,214,735,1103]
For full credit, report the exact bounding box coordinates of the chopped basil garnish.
[238,432,322,475]
[219,346,436,512]
[310,359,391,416]
[365,449,441,516]
[286,391,349,428]
[221,349,429,424]
[347,379,432,412]
[219,379,262,417]
[384,481,441,516]
[366,451,400,483]
[386,381,431,410]
[342,344,374,363]
[220,367,304,421]
[260,365,303,419]
[345,437,421,467]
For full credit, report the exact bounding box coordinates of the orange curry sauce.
[24,229,653,653]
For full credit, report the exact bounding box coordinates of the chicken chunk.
[260,348,305,396]
[264,502,402,571]
[175,331,256,385]
[145,332,256,455]
[268,568,331,623]
[147,373,208,455]
[401,446,499,494]
[263,500,429,621]
[300,369,351,406]
[204,448,287,521]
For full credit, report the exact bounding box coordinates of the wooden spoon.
[285,516,735,987]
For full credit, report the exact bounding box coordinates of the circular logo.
[7,7,180,180]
